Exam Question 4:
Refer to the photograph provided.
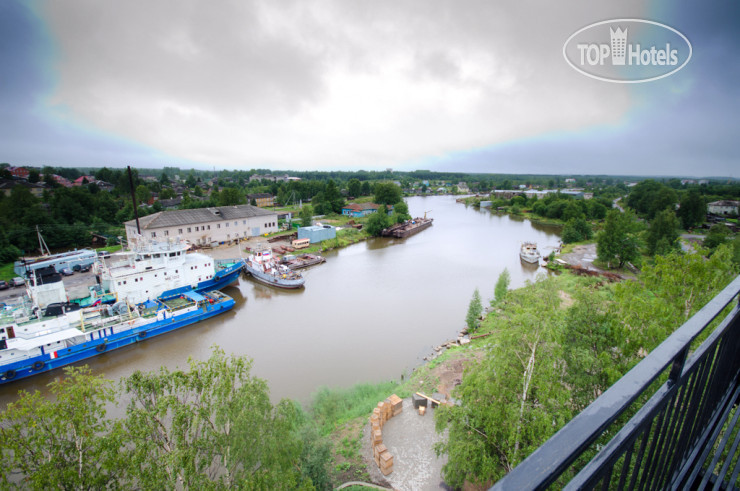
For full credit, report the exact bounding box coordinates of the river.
[0,196,561,406]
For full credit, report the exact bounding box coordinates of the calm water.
[0,196,561,406]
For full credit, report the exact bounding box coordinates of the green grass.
[95,245,123,253]
[309,380,403,435]
[0,262,16,282]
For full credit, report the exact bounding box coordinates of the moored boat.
[381,217,433,238]
[520,242,541,264]
[0,267,235,384]
[279,253,326,270]
[244,248,305,289]
[95,236,245,304]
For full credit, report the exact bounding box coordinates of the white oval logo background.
[563,19,692,83]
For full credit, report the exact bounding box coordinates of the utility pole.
[128,166,141,235]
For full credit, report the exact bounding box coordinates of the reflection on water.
[0,196,561,407]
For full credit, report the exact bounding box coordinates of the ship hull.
[244,264,305,289]
[0,294,235,384]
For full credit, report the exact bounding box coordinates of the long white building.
[125,205,278,246]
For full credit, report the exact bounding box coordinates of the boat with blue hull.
[0,269,235,384]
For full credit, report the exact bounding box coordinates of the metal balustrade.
[494,275,740,490]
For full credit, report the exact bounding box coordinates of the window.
[187,227,191,233]
[151,232,156,237]
[243,220,246,225]
[178,228,183,234]
[207,225,211,230]
[234,221,237,226]
[195,226,199,232]
[164,230,169,236]
[226,223,229,227]
[217,224,221,229]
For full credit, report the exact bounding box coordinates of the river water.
[0,196,561,406]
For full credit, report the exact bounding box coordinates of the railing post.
[667,347,688,387]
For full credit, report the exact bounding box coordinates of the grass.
[0,262,16,282]
[309,380,403,435]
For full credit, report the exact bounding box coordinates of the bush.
[561,218,593,244]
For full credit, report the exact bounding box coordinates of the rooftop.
[125,204,276,230]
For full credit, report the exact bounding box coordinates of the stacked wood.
[419,406,426,416]
[371,428,382,446]
[373,407,382,427]
[382,399,392,421]
[389,394,403,416]
[373,443,387,466]
[379,450,394,476]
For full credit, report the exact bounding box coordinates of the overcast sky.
[1,1,737,176]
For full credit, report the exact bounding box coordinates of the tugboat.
[519,242,541,264]
[244,247,305,289]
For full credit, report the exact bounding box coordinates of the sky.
[1,0,738,177]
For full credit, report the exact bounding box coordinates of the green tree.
[219,187,242,206]
[365,206,391,236]
[677,190,706,229]
[391,200,411,223]
[561,217,593,244]
[299,205,313,227]
[28,168,40,183]
[646,209,680,256]
[121,348,313,489]
[361,181,371,195]
[597,209,641,268]
[465,288,483,331]
[435,278,570,487]
[494,268,510,304]
[0,367,125,489]
[703,224,730,251]
[135,184,151,204]
[324,179,344,213]
[347,178,361,198]
[373,182,402,205]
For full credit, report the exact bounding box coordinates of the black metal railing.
[494,275,740,490]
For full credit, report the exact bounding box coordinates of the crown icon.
[610,27,627,65]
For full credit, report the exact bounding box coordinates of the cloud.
[42,0,647,170]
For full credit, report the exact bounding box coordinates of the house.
[158,197,182,210]
[297,224,336,244]
[73,175,97,186]
[342,202,382,217]
[707,200,739,216]
[124,204,278,246]
[0,178,46,197]
[52,175,73,187]
[7,166,30,179]
[246,193,275,207]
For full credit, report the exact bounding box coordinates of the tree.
[597,209,641,269]
[561,217,593,244]
[219,187,242,206]
[361,181,371,196]
[299,205,313,227]
[135,184,151,205]
[677,190,705,229]
[28,168,40,183]
[347,178,361,198]
[646,209,680,256]
[121,348,313,489]
[435,278,570,488]
[391,200,411,223]
[324,179,344,213]
[703,224,730,251]
[465,288,483,331]
[365,206,391,236]
[0,367,125,489]
[494,268,510,304]
[373,182,402,205]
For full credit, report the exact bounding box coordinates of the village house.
[341,202,382,217]
[0,178,45,197]
[6,166,30,179]
[246,193,275,207]
[73,175,97,186]
[124,204,278,246]
[707,200,739,216]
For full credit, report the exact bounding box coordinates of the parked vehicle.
[0,280,8,290]
[61,268,74,276]
[79,264,91,273]
[11,277,25,287]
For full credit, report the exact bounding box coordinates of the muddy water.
[0,196,560,406]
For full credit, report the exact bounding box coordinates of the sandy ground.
[559,243,602,272]
[362,399,451,491]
